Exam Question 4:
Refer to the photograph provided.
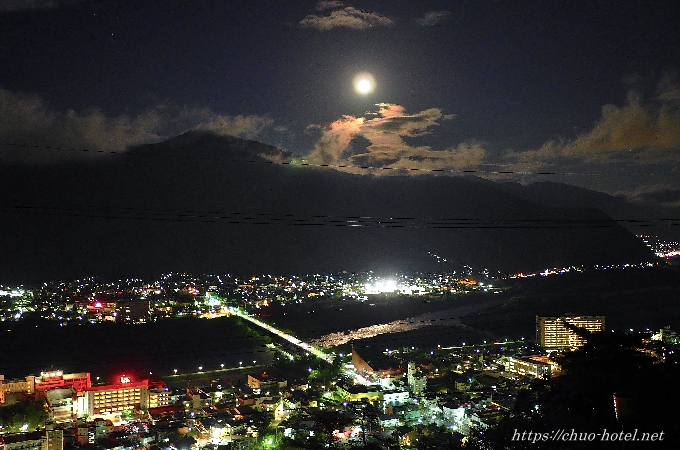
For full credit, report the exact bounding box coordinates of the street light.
[198,366,203,371]
[174,369,177,375]
[221,363,224,369]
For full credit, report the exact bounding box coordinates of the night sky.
[1,0,679,206]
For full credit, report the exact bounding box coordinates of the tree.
[0,399,48,432]
[353,401,380,448]
[313,409,354,448]
[469,331,680,449]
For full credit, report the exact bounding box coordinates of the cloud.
[615,184,680,209]
[414,10,451,27]
[656,72,680,102]
[481,76,680,202]
[306,103,485,174]
[0,88,273,162]
[0,0,82,12]
[315,0,344,11]
[513,87,680,168]
[170,105,273,139]
[300,2,393,30]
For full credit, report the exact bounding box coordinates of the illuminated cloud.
[307,103,485,174]
[656,72,680,102]
[480,77,680,203]
[512,86,680,168]
[414,10,451,27]
[0,0,82,11]
[307,115,365,164]
[300,2,393,30]
[173,105,273,139]
[615,184,680,209]
[0,88,273,162]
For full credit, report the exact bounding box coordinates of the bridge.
[226,306,334,363]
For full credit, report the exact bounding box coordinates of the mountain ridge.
[0,132,655,283]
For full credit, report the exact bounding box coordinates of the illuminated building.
[383,390,410,406]
[0,431,43,450]
[41,428,63,450]
[651,326,679,344]
[407,362,427,394]
[247,372,287,393]
[147,387,172,409]
[536,315,605,349]
[45,389,76,423]
[351,347,402,384]
[504,356,556,378]
[335,382,383,402]
[117,300,150,323]
[75,418,113,445]
[81,376,148,416]
[86,299,117,321]
[35,370,91,392]
[0,374,35,404]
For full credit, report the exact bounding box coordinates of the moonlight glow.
[353,73,375,95]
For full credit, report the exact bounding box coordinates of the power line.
[1,203,678,229]
[0,141,672,178]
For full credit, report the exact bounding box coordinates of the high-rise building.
[536,315,605,349]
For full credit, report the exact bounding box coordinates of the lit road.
[226,306,334,363]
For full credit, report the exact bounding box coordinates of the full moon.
[353,73,375,95]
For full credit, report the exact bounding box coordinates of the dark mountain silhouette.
[0,131,655,283]
[498,181,680,240]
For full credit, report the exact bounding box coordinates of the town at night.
[2,0,680,448]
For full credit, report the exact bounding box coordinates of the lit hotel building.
[80,376,148,417]
[536,315,605,349]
